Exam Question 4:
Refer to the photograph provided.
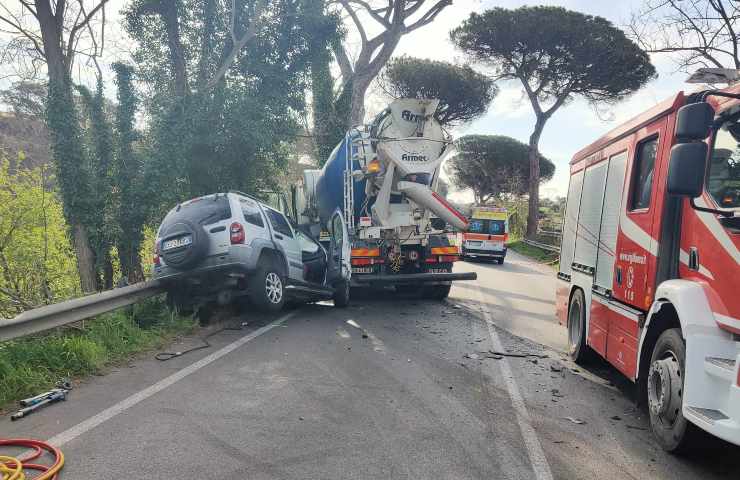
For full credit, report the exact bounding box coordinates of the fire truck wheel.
[567,289,592,364]
[647,328,702,453]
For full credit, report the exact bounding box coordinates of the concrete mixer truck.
[292,98,477,298]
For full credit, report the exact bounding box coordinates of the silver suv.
[153,192,351,315]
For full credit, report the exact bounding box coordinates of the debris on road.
[549,364,563,373]
[488,350,549,359]
[551,389,564,398]
[464,353,480,360]
[11,380,72,421]
[610,415,622,421]
[626,425,647,431]
[564,416,586,425]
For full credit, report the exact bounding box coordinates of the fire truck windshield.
[709,119,740,209]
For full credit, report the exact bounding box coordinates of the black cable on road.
[155,325,246,361]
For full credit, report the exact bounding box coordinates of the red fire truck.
[556,80,740,451]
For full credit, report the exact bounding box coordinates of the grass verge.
[508,240,559,266]
[0,296,196,409]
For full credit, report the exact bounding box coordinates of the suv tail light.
[230,222,245,244]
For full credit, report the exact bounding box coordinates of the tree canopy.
[448,135,554,205]
[629,0,740,72]
[451,6,655,237]
[124,0,341,208]
[379,56,496,126]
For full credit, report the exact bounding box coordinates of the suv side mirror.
[667,142,707,197]
[675,102,715,140]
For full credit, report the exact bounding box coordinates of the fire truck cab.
[461,207,508,264]
[556,83,740,451]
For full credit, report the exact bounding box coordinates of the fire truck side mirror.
[667,142,708,197]
[675,102,715,140]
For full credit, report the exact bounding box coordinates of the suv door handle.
[274,233,284,240]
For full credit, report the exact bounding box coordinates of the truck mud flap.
[352,272,477,285]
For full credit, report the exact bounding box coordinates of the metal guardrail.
[523,238,561,253]
[0,280,164,342]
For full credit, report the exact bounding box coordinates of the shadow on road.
[464,258,552,276]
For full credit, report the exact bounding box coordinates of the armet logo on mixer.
[401,153,427,162]
[401,110,424,123]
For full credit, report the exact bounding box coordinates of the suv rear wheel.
[250,261,285,312]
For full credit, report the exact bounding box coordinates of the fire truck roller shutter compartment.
[574,160,608,272]
[595,152,628,290]
[559,169,584,278]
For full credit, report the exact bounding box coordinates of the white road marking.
[47,311,296,448]
[336,327,351,339]
[345,318,385,352]
[474,283,555,480]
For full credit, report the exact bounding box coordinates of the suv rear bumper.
[154,245,257,287]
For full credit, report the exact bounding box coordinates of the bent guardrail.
[0,281,164,342]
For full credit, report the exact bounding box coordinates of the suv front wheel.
[250,262,285,312]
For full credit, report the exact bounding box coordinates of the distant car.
[152,192,351,316]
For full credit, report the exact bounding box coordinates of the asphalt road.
[4,251,739,479]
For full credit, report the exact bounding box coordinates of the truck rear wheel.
[568,289,592,364]
[647,328,702,453]
[423,284,451,300]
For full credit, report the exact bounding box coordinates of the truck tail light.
[425,255,459,263]
[352,247,380,257]
[230,222,245,244]
[366,159,382,174]
[430,246,459,255]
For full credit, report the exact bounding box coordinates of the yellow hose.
[0,441,64,480]
[0,456,24,480]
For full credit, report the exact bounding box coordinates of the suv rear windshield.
[468,219,505,235]
[161,195,232,228]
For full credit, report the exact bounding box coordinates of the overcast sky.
[85,0,693,201]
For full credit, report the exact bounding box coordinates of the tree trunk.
[160,1,188,97]
[72,223,98,292]
[526,116,547,239]
[37,0,99,293]
[103,252,114,290]
[119,241,145,284]
[348,75,372,127]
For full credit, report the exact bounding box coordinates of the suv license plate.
[352,267,373,274]
[162,236,193,251]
